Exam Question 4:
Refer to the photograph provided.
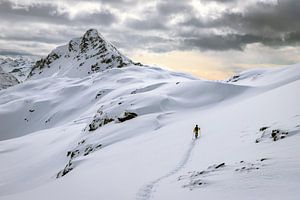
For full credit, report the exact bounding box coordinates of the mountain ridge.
[27,29,136,80]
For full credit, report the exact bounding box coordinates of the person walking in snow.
[193,125,200,139]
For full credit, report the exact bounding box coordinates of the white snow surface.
[0,30,300,200]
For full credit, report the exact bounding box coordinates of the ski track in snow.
[136,139,197,200]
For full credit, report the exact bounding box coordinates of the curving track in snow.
[136,139,197,200]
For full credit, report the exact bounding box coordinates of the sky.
[1,0,300,79]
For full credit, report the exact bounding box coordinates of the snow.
[0,67,19,90]
[0,56,36,82]
[27,29,133,80]
[227,64,300,88]
[0,29,300,200]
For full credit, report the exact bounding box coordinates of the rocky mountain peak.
[78,29,106,54]
[82,29,102,42]
[27,29,136,79]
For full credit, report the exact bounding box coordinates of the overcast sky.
[1,0,300,79]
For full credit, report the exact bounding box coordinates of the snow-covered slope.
[0,30,299,200]
[0,65,197,141]
[227,64,300,88]
[27,29,134,80]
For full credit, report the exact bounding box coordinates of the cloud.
[126,18,167,31]
[156,0,191,15]
[200,0,237,3]
[180,34,245,51]
[0,1,68,24]
[176,0,300,51]
[0,0,119,25]
[0,49,34,56]
[1,0,300,56]
[179,33,300,52]
[108,31,175,53]
[72,11,118,26]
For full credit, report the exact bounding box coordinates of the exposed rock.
[118,112,138,122]
[271,129,288,141]
[259,126,269,131]
[214,163,225,169]
[84,146,94,156]
[88,114,102,131]
[56,161,74,178]
[29,52,60,77]
[227,75,240,82]
[88,113,114,131]
[256,127,289,143]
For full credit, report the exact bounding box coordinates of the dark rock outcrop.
[118,112,138,122]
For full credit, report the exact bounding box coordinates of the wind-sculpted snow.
[227,63,300,88]
[0,63,254,141]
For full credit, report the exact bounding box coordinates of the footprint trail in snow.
[136,139,197,200]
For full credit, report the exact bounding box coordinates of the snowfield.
[0,29,299,200]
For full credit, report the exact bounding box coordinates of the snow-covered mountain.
[28,29,134,80]
[0,29,299,200]
[0,66,19,90]
[0,56,36,82]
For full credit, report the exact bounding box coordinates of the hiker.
[193,125,200,139]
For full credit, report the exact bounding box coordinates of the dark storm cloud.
[240,0,300,34]
[180,34,280,51]
[0,0,68,24]
[0,0,118,26]
[177,0,300,51]
[205,0,300,35]
[0,49,34,56]
[181,35,245,51]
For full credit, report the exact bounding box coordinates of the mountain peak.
[81,29,105,50]
[28,29,135,79]
[82,29,101,41]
